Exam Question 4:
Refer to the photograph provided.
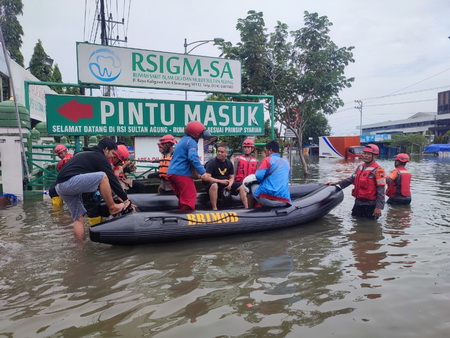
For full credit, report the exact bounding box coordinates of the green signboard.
[46,95,264,136]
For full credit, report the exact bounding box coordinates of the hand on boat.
[325,181,339,186]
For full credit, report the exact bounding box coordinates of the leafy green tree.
[434,130,450,144]
[0,0,24,66]
[29,39,52,82]
[51,64,64,94]
[51,64,81,94]
[302,112,331,145]
[220,11,354,175]
[390,133,430,153]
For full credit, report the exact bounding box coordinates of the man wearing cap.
[327,144,386,219]
[386,153,412,205]
[247,140,291,208]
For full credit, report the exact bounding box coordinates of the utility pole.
[99,0,108,46]
[355,100,363,136]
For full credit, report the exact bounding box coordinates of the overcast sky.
[19,0,450,135]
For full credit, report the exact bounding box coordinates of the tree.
[29,39,53,82]
[390,133,429,154]
[0,0,24,66]
[51,64,64,94]
[302,111,331,145]
[220,11,354,175]
[434,130,450,144]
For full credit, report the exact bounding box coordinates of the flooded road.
[1,156,450,337]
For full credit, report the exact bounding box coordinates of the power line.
[365,98,437,107]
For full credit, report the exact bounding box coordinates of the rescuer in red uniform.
[327,144,386,219]
[386,153,412,205]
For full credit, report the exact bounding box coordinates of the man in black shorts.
[203,144,244,210]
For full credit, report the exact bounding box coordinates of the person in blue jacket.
[247,140,292,207]
[167,121,211,212]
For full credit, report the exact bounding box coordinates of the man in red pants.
[167,121,211,212]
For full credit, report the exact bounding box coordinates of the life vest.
[159,153,173,180]
[351,162,385,200]
[112,165,126,181]
[386,167,411,198]
[57,153,73,171]
[235,155,257,182]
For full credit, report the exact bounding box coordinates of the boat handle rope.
[144,208,297,224]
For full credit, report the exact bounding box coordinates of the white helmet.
[242,174,258,193]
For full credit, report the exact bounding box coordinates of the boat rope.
[145,207,297,224]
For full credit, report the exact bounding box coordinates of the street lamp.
[183,37,224,100]
[184,37,224,54]
[26,55,54,70]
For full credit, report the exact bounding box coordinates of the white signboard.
[10,59,56,121]
[76,42,242,94]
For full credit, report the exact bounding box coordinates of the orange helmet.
[363,144,379,155]
[185,121,211,140]
[159,134,177,145]
[114,144,129,162]
[394,153,409,162]
[54,144,67,155]
[243,139,255,148]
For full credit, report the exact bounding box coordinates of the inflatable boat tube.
[89,183,343,245]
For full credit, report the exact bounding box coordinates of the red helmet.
[243,139,255,148]
[394,153,409,162]
[185,121,211,140]
[54,144,67,155]
[159,134,177,145]
[363,144,379,155]
[114,145,129,162]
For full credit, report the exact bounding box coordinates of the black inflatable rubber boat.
[89,183,343,245]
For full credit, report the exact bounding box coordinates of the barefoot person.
[55,138,134,239]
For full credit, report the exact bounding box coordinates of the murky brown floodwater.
[1,156,450,337]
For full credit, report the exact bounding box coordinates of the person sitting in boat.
[386,153,412,205]
[111,144,145,194]
[203,143,248,210]
[148,135,177,194]
[55,137,135,239]
[326,144,386,219]
[167,121,211,212]
[234,139,258,180]
[233,139,258,208]
[244,140,292,208]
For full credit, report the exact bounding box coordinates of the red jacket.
[57,153,73,171]
[235,155,257,182]
[352,162,385,200]
[386,167,411,198]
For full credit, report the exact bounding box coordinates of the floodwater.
[1,156,450,337]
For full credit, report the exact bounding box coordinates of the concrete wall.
[0,136,24,196]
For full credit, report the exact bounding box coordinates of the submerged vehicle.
[89,183,344,245]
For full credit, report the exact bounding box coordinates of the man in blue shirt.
[167,121,211,212]
[248,140,291,207]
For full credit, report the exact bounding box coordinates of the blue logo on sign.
[88,48,122,82]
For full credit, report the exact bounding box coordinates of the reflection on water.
[1,156,450,337]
